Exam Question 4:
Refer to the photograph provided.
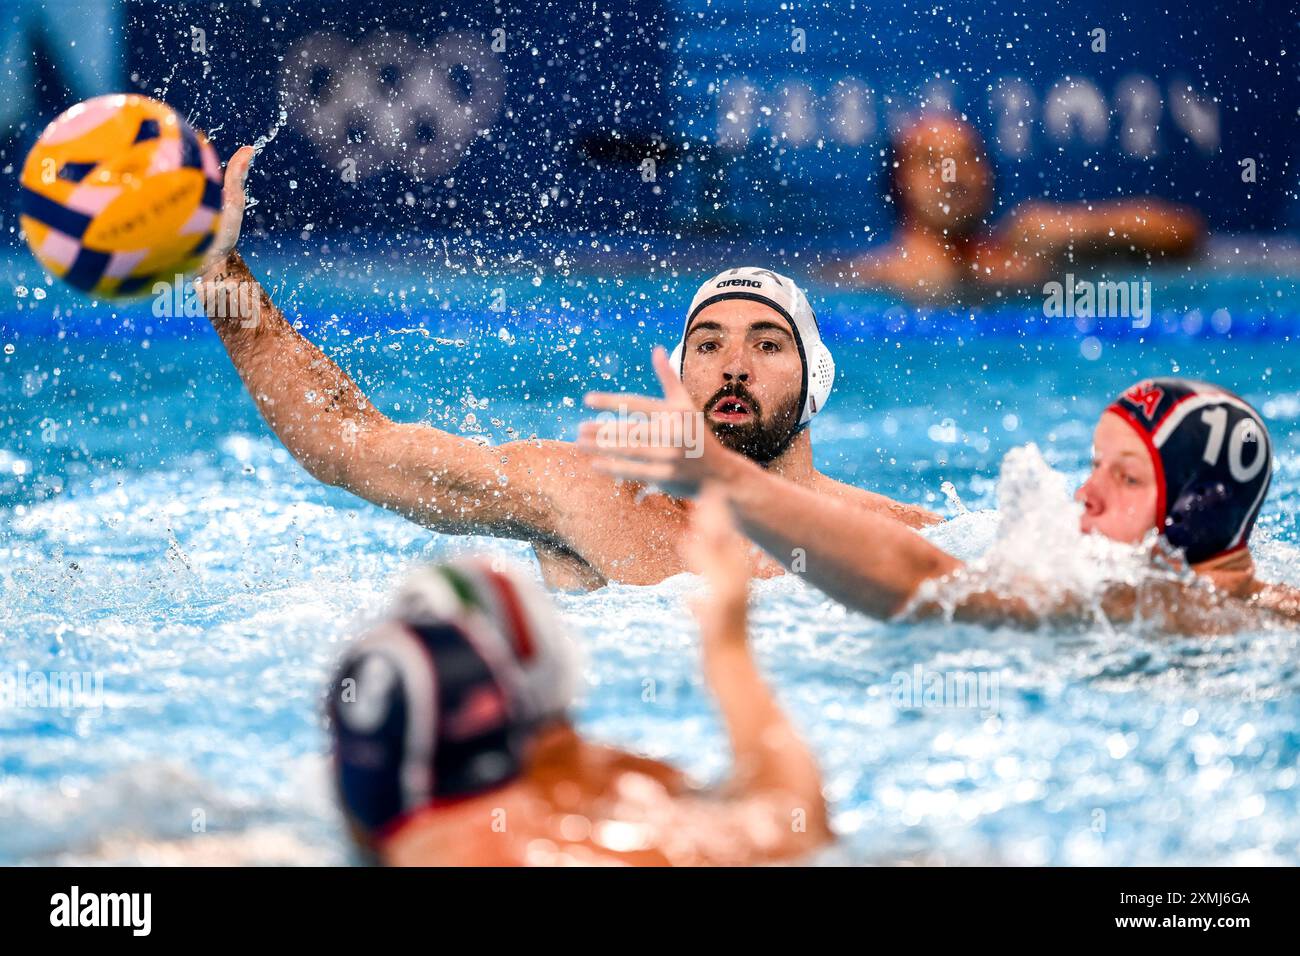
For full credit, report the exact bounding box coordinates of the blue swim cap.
[1108,379,1272,564]
[327,559,578,842]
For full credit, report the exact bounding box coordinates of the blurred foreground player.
[327,490,832,866]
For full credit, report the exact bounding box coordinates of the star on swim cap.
[670,267,835,426]
[1107,378,1273,564]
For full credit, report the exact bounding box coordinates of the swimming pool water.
[1,255,1298,865]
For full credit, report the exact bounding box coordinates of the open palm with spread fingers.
[579,346,737,498]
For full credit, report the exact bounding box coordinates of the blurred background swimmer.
[823,112,1205,301]
[327,490,832,866]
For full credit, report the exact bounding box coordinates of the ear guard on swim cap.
[669,267,834,426]
[1107,379,1273,564]
[327,559,579,843]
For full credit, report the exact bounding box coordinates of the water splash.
[909,444,1190,627]
[252,108,289,155]
[3,331,1299,866]
[940,480,968,515]
[242,106,290,213]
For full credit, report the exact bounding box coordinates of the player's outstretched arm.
[686,488,828,808]
[578,347,952,613]
[998,198,1204,259]
[194,147,561,541]
[580,347,937,526]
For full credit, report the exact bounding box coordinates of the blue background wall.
[668,0,1299,237]
[1,0,1297,243]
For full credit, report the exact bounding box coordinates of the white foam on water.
[3,372,1300,866]
[908,443,1203,629]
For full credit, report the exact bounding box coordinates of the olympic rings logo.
[280,30,505,180]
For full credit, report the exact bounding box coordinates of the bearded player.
[195,146,937,588]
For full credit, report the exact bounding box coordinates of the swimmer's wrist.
[195,251,264,333]
[198,249,243,283]
[713,589,749,623]
[716,453,767,511]
[707,444,756,489]
[698,592,749,649]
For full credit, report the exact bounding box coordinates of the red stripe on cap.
[482,568,536,661]
[376,779,514,846]
[1105,405,1168,529]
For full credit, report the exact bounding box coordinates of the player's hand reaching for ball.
[199,145,255,277]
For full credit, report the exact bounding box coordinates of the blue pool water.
[1,249,1299,865]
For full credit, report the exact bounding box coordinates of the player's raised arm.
[576,348,956,615]
[580,346,937,526]
[681,487,832,853]
[997,198,1204,259]
[194,147,560,541]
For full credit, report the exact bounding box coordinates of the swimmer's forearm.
[1002,200,1203,256]
[723,458,959,618]
[1099,200,1203,255]
[198,253,562,538]
[197,251,386,486]
[699,593,764,765]
[704,635,826,815]
[857,489,943,528]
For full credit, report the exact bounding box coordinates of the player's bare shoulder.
[497,437,686,535]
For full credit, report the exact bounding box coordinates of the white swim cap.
[670,267,834,425]
[391,557,580,724]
